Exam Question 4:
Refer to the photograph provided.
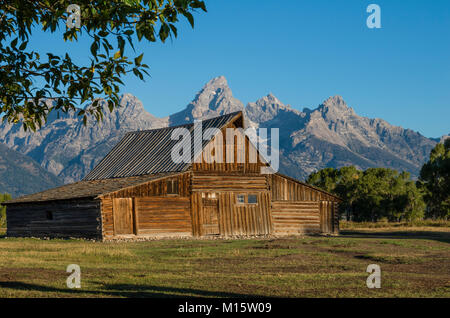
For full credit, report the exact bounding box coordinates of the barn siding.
[218,191,272,236]
[190,172,272,237]
[101,198,114,238]
[270,174,340,235]
[192,123,267,174]
[101,173,190,199]
[135,197,191,236]
[100,173,192,239]
[6,199,102,239]
[319,201,340,234]
[272,201,321,235]
[191,173,268,192]
[270,174,338,202]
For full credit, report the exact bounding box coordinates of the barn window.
[248,194,258,204]
[46,211,53,220]
[236,194,245,204]
[166,179,179,195]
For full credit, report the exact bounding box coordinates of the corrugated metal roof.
[5,173,181,204]
[83,111,242,180]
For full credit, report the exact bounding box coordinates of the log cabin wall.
[270,174,340,235]
[190,172,272,237]
[271,201,321,234]
[6,199,102,239]
[99,173,192,239]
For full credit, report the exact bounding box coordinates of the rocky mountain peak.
[246,93,289,123]
[119,93,145,109]
[191,75,241,111]
[317,95,355,120]
[202,75,229,90]
[168,76,244,125]
[264,93,281,103]
[245,94,307,135]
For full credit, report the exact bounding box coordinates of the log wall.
[270,174,340,235]
[272,201,321,235]
[6,199,102,239]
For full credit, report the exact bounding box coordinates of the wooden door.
[202,198,220,235]
[113,198,134,235]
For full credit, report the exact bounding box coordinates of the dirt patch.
[250,244,297,250]
[0,267,63,282]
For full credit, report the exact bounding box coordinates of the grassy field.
[0,225,449,298]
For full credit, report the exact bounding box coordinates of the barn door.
[113,198,134,235]
[202,198,220,235]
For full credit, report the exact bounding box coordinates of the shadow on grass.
[0,281,257,298]
[340,230,450,244]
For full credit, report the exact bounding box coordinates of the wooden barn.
[4,111,341,240]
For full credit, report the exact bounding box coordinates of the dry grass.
[0,226,449,298]
[341,220,450,230]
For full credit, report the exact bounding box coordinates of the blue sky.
[28,0,450,138]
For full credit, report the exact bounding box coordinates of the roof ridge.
[125,111,243,135]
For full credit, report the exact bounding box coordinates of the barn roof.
[83,111,243,181]
[4,172,181,204]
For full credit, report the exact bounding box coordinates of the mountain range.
[0,76,446,196]
[0,143,63,197]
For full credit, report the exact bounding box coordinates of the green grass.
[0,226,449,298]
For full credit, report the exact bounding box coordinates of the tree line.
[307,139,450,222]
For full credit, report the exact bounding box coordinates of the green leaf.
[134,53,144,66]
[90,41,98,57]
[19,41,28,50]
[117,35,125,55]
[11,37,18,48]
[184,12,194,28]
